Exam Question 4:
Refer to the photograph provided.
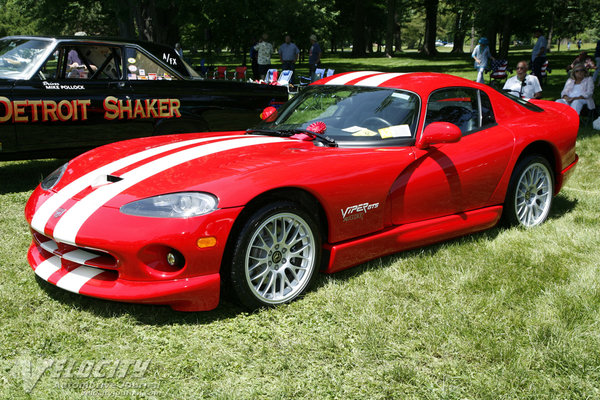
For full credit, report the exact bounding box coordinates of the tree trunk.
[114,0,136,39]
[469,20,475,53]
[132,0,179,45]
[420,0,439,56]
[351,0,367,57]
[499,13,511,59]
[385,0,396,57]
[451,9,465,54]
[396,22,402,52]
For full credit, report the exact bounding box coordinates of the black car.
[0,36,288,160]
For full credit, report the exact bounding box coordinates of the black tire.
[503,155,554,227]
[228,201,321,309]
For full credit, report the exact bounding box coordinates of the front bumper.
[28,239,220,311]
[25,206,244,311]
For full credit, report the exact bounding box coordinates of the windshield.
[0,38,54,79]
[256,85,420,146]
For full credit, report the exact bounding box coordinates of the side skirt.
[323,206,503,274]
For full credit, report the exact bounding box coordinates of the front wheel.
[503,155,554,227]
[228,201,321,309]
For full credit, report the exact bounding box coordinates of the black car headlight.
[120,192,218,218]
[41,163,68,191]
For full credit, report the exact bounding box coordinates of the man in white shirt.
[503,61,542,99]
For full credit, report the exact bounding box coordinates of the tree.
[421,0,439,55]
[443,0,474,54]
[0,0,38,36]
[351,0,368,57]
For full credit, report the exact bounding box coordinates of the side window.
[125,47,179,80]
[65,45,122,80]
[480,91,495,128]
[425,88,479,134]
[35,50,59,80]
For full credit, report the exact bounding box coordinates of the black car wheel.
[504,155,554,227]
[229,201,321,309]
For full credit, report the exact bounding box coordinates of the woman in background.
[472,37,493,84]
[556,62,595,115]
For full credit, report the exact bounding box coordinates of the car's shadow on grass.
[549,194,578,221]
[34,275,247,324]
[33,194,578,324]
[0,158,66,194]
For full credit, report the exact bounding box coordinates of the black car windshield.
[0,38,54,79]
[257,85,419,146]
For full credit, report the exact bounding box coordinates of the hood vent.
[91,174,123,188]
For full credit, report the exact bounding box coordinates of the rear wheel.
[504,155,554,227]
[229,201,321,309]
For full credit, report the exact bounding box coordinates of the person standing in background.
[471,37,492,84]
[279,35,299,78]
[308,34,322,79]
[531,29,548,84]
[254,33,273,80]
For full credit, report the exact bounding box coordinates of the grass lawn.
[1,50,600,399]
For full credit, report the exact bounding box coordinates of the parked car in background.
[0,36,288,160]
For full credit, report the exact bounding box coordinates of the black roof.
[3,35,189,77]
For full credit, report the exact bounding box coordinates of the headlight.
[120,192,218,218]
[41,163,68,191]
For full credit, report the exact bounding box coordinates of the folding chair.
[313,68,325,82]
[233,66,247,81]
[213,66,227,79]
[277,70,293,86]
[265,69,278,83]
[326,69,335,77]
[539,60,551,86]
[487,59,511,87]
[581,104,597,127]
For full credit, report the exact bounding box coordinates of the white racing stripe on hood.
[31,135,240,234]
[53,136,285,245]
[324,71,380,86]
[354,72,406,87]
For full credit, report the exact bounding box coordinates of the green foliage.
[0,0,598,61]
[0,0,39,36]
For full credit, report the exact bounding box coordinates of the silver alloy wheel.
[244,212,316,304]
[514,162,552,227]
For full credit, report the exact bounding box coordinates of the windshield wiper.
[279,128,338,147]
[246,128,337,147]
[246,128,291,137]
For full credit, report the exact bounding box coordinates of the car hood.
[42,132,407,209]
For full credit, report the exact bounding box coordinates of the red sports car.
[24,71,579,311]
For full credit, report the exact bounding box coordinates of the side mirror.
[260,106,277,122]
[416,122,461,149]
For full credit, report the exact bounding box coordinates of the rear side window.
[425,87,496,135]
[124,47,179,81]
